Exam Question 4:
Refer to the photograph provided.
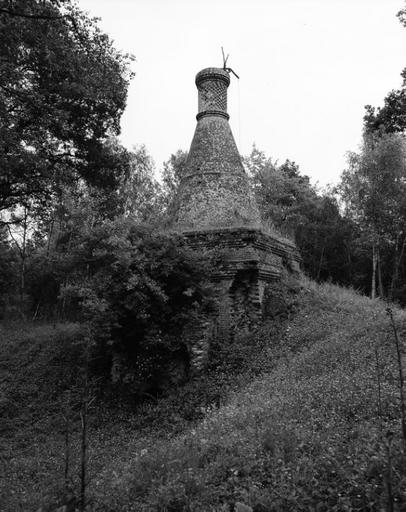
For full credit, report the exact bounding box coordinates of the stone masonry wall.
[171,115,261,231]
[182,227,301,364]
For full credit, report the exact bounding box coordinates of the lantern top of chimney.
[195,67,230,87]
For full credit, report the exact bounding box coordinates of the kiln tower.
[171,67,260,230]
[170,66,300,369]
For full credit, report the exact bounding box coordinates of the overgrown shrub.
[58,220,216,396]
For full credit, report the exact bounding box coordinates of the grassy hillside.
[2,278,406,511]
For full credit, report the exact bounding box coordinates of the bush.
[60,221,216,396]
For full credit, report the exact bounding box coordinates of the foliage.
[364,88,406,135]
[364,68,406,135]
[161,149,189,222]
[5,279,406,511]
[339,132,406,300]
[91,279,406,512]
[0,142,166,319]
[340,134,406,237]
[355,3,406,300]
[0,272,298,511]
[2,180,216,388]
[162,150,188,200]
[0,0,134,215]
[117,144,165,223]
[57,220,216,394]
[245,146,357,286]
[364,4,406,135]
[0,225,17,314]
[245,147,314,237]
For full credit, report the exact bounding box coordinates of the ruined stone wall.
[182,227,301,368]
[183,227,300,278]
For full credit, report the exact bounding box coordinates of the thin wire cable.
[238,77,241,151]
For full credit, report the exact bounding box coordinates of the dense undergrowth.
[2,277,406,511]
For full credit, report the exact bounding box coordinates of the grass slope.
[2,278,406,511]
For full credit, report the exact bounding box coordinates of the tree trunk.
[390,234,406,301]
[19,206,28,317]
[377,248,384,298]
[46,215,55,258]
[371,242,377,300]
[317,245,325,281]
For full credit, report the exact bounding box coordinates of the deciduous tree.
[244,146,356,285]
[339,133,406,299]
[364,4,406,135]
[0,0,134,216]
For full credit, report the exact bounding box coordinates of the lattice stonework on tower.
[168,66,301,372]
[198,79,228,114]
[171,67,260,230]
[196,68,229,120]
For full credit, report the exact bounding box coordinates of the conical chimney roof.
[171,67,261,231]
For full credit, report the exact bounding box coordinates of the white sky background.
[78,0,406,187]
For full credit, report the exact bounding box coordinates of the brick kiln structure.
[170,67,300,369]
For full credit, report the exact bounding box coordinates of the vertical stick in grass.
[80,398,87,512]
[374,347,383,436]
[386,307,406,450]
[386,430,394,512]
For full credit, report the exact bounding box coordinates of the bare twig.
[386,307,406,450]
[79,336,95,512]
[374,347,383,435]
[386,431,395,512]
[32,301,40,321]
[62,413,70,487]
[80,401,87,512]
[6,223,22,256]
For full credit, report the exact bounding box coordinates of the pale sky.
[79,0,406,187]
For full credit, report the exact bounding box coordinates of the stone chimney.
[171,67,261,231]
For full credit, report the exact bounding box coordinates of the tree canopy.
[0,0,134,216]
[364,5,406,135]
